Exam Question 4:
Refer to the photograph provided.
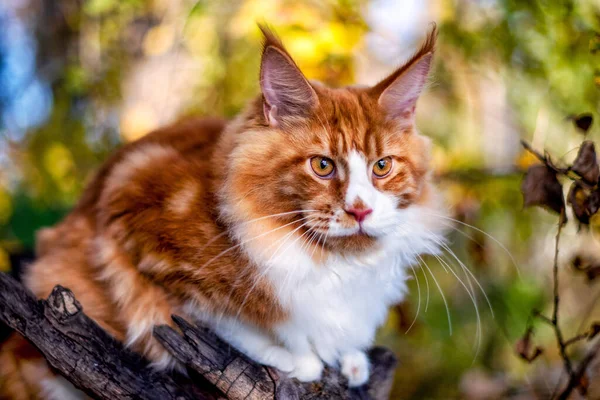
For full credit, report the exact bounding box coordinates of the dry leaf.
[515,328,543,363]
[572,141,600,184]
[568,182,600,224]
[522,164,565,217]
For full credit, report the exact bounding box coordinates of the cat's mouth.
[356,225,372,237]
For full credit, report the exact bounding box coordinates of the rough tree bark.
[0,272,398,399]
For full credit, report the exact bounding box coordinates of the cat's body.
[0,26,446,399]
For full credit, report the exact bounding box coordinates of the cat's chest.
[259,242,410,329]
[286,257,406,314]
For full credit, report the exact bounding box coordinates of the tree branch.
[0,272,196,400]
[0,272,398,399]
[154,316,398,400]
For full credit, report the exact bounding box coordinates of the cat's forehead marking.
[315,89,388,159]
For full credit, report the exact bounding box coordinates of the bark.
[0,272,397,399]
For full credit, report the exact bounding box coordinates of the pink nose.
[345,207,373,223]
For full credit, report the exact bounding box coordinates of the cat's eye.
[373,157,393,178]
[310,156,335,178]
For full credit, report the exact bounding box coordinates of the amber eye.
[310,156,335,178]
[373,157,393,178]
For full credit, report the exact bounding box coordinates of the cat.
[0,24,446,398]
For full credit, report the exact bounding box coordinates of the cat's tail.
[0,333,50,399]
[0,333,87,400]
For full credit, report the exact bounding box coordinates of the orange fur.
[0,25,439,397]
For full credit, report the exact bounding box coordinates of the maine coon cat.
[0,24,446,398]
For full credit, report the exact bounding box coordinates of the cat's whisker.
[405,264,422,334]
[427,212,521,278]
[435,239,494,318]
[423,242,483,362]
[397,220,494,321]
[265,218,317,265]
[208,216,319,327]
[319,225,329,258]
[392,220,488,361]
[200,215,316,270]
[309,230,325,260]
[278,228,321,299]
[300,226,320,255]
[198,209,319,254]
[419,255,431,312]
[232,223,318,322]
[416,253,453,336]
[392,223,432,312]
[427,230,493,360]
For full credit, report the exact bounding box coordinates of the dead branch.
[0,272,398,399]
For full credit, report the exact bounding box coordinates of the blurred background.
[0,0,599,398]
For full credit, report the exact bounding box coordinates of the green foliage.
[1,0,599,397]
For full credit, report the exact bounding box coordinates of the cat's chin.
[323,232,380,254]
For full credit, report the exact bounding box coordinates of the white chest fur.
[245,230,419,365]
[275,252,409,364]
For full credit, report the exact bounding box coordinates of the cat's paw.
[290,353,324,382]
[341,351,370,387]
[261,346,294,372]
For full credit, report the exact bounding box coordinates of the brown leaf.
[515,328,543,363]
[572,141,600,184]
[568,182,600,224]
[522,164,565,216]
[573,113,593,133]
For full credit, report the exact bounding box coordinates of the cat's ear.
[371,25,437,120]
[258,25,318,126]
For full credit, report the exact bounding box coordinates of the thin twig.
[520,140,547,163]
[564,333,590,348]
[557,339,600,400]
[552,209,573,376]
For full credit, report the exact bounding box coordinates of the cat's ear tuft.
[371,24,437,120]
[258,24,318,126]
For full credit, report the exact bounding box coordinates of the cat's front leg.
[275,323,324,382]
[289,352,324,382]
[340,350,370,387]
[210,316,294,373]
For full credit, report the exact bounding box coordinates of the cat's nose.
[344,207,373,223]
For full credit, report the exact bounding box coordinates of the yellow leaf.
[516,151,540,170]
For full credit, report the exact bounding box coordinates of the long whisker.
[234,222,317,321]
[416,253,452,336]
[265,218,317,265]
[309,230,324,260]
[423,241,483,362]
[320,226,329,260]
[198,209,318,253]
[200,215,315,270]
[435,239,494,318]
[429,213,521,278]
[203,216,321,327]
[417,255,431,312]
[278,228,321,300]
[405,264,422,334]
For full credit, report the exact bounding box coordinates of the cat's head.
[218,25,446,260]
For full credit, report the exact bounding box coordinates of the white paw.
[261,346,294,372]
[341,351,370,387]
[290,353,324,382]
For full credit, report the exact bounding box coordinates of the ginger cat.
[0,25,446,398]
